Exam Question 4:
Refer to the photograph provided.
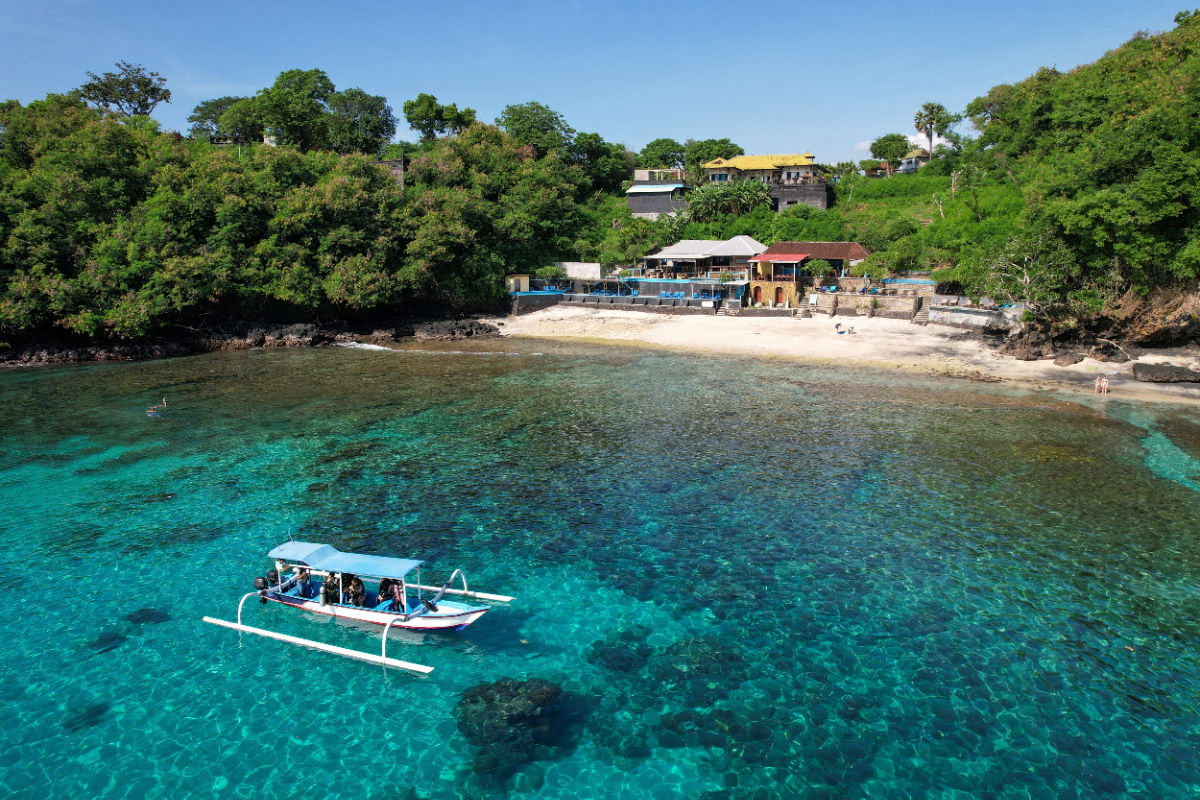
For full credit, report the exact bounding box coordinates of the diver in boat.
[340,573,357,603]
[348,576,366,607]
[322,573,341,605]
[377,577,396,608]
[387,582,405,613]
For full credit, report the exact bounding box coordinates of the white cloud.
[909,132,949,149]
[852,140,871,153]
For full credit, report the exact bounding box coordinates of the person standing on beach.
[1100,376,1110,395]
[1095,375,1103,394]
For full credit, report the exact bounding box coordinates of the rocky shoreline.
[0,318,501,368]
[6,310,1200,393]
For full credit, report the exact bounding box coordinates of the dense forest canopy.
[4,14,1200,341]
[0,85,598,337]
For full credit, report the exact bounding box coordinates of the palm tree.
[913,102,951,160]
[683,179,771,222]
[729,179,771,215]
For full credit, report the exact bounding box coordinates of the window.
[711,173,728,182]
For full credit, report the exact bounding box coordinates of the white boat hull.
[264,591,488,631]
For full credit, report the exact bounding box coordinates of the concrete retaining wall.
[928,305,1020,331]
[510,293,564,315]
[804,293,917,319]
[560,295,717,314]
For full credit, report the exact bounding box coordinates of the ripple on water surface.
[1,344,1199,799]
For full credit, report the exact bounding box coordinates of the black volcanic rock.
[412,319,499,341]
[1132,362,1200,383]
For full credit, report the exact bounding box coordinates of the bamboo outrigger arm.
[202,593,433,674]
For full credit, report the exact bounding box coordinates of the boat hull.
[263,591,488,631]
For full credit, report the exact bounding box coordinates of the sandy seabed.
[486,306,1200,406]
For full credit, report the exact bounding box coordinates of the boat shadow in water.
[62,701,112,732]
[292,605,544,659]
[83,607,172,654]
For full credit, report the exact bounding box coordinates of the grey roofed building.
[626,182,687,220]
[643,235,766,277]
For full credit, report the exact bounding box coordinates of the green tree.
[570,131,631,193]
[327,88,396,154]
[256,68,335,150]
[869,133,910,175]
[187,96,246,139]
[970,230,1080,319]
[685,179,771,222]
[590,205,666,269]
[217,98,267,143]
[495,102,575,157]
[637,138,686,169]
[79,61,171,117]
[683,137,743,169]
[912,102,956,162]
[402,93,476,141]
[804,258,831,276]
[400,123,585,303]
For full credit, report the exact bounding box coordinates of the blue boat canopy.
[268,542,423,578]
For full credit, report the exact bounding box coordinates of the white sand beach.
[490,306,1200,405]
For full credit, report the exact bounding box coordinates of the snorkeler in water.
[146,398,167,417]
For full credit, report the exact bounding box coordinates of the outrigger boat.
[202,542,514,674]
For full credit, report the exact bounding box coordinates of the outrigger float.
[202,542,514,674]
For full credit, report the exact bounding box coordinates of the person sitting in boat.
[295,569,314,598]
[340,573,358,603]
[347,576,366,607]
[376,577,396,608]
[386,582,405,613]
[321,573,341,605]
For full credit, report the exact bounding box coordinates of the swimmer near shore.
[146,397,167,417]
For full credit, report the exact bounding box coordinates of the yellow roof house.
[701,153,817,171]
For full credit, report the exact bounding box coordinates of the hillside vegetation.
[3,13,1200,344]
[632,11,1200,326]
[0,96,588,339]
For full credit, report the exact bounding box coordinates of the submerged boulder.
[454,677,585,781]
[587,625,654,673]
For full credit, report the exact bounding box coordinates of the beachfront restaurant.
[641,236,766,279]
[745,241,873,307]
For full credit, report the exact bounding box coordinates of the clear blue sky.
[1,0,1190,162]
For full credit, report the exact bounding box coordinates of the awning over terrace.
[625,183,685,194]
[749,252,810,263]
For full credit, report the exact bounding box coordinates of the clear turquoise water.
[2,342,1200,799]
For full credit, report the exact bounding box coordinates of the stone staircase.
[716,302,740,316]
[912,296,929,325]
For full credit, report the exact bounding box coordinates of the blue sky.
[1,0,1190,162]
